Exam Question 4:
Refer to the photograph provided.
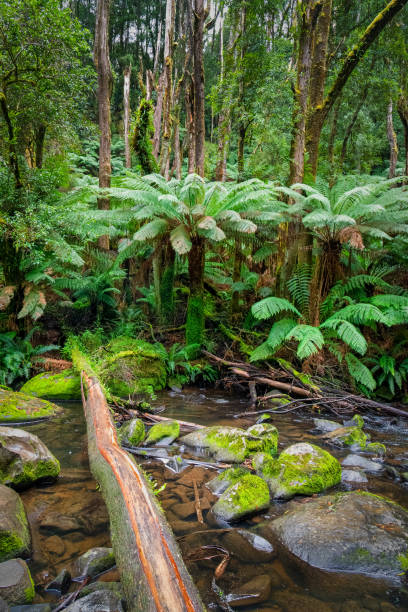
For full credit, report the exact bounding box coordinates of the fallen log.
[81,373,204,612]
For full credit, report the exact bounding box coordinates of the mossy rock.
[98,337,167,397]
[366,442,386,456]
[145,421,180,446]
[20,370,81,400]
[0,485,31,562]
[253,442,341,500]
[118,418,145,447]
[0,426,60,488]
[0,388,62,423]
[75,547,115,579]
[181,424,279,463]
[0,558,35,605]
[212,474,270,522]
[207,467,250,495]
[329,426,368,450]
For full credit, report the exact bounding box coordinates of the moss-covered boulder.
[0,426,60,488]
[0,558,35,605]
[118,418,145,447]
[75,547,115,579]
[0,485,31,562]
[0,388,62,423]
[253,442,341,500]
[366,442,386,456]
[20,370,81,400]
[145,421,179,446]
[207,467,250,495]
[265,491,408,581]
[212,474,270,522]
[98,338,167,397]
[328,426,368,450]
[181,424,279,463]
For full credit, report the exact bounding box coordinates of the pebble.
[226,574,272,608]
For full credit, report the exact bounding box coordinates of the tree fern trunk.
[186,236,205,346]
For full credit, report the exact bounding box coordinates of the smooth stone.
[212,474,270,523]
[266,491,408,580]
[401,472,408,482]
[45,569,71,594]
[313,418,342,433]
[64,590,124,611]
[342,455,382,472]
[0,559,34,605]
[144,421,180,446]
[341,469,368,484]
[117,418,145,447]
[272,590,333,612]
[172,499,210,520]
[0,486,30,562]
[223,529,275,563]
[385,465,400,480]
[20,371,81,400]
[207,468,250,495]
[75,547,115,578]
[0,427,60,488]
[0,388,62,423]
[226,574,271,608]
[77,581,123,600]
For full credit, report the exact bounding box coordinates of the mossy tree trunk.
[186,235,205,346]
[160,244,175,324]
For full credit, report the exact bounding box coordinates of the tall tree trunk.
[397,94,408,177]
[339,87,368,172]
[160,0,176,178]
[94,0,112,251]
[193,0,207,177]
[231,243,243,316]
[214,10,231,182]
[35,125,46,169]
[387,99,398,178]
[0,93,21,188]
[328,98,341,183]
[123,65,132,168]
[186,236,205,346]
[160,245,176,323]
[237,3,247,182]
[186,79,196,173]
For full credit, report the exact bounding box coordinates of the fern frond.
[345,353,376,391]
[252,297,301,320]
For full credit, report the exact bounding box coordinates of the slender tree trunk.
[231,243,242,316]
[123,65,132,168]
[397,94,408,176]
[387,99,398,178]
[160,245,176,323]
[0,93,21,188]
[186,79,196,173]
[35,125,46,169]
[186,236,205,346]
[94,0,112,251]
[339,88,368,171]
[328,98,340,183]
[160,0,176,178]
[214,11,231,182]
[237,3,247,182]
[193,0,207,177]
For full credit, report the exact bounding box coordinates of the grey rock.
[226,574,271,608]
[10,606,51,612]
[313,418,342,433]
[78,581,123,600]
[0,559,34,605]
[0,427,60,488]
[266,491,408,580]
[0,485,31,562]
[342,454,382,472]
[75,547,115,579]
[45,568,71,594]
[64,590,124,611]
[223,529,275,563]
[207,467,250,495]
[341,469,368,484]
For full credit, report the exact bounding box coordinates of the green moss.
[118,418,145,446]
[145,421,180,445]
[254,443,341,500]
[247,423,279,455]
[338,426,367,448]
[0,533,25,562]
[212,474,270,522]
[207,467,250,494]
[7,457,60,487]
[366,442,386,455]
[351,414,364,428]
[276,358,321,391]
[160,264,175,322]
[24,571,35,603]
[20,370,81,400]
[186,294,205,347]
[0,388,62,422]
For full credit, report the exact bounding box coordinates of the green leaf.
[345,353,376,391]
[133,218,168,241]
[286,325,324,359]
[266,318,297,351]
[252,297,301,320]
[320,319,367,355]
[250,341,276,362]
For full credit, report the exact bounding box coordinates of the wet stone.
[43,535,65,557]
[45,569,71,594]
[0,559,34,606]
[172,499,211,520]
[222,529,275,563]
[64,589,124,612]
[10,606,52,612]
[341,469,368,484]
[226,574,272,608]
[342,455,382,472]
[207,467,250,495]
[0,485,31,562]
[77,581,123,600]
[75,547,115,579]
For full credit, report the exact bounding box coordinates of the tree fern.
[345,353,376,391]
[252,296,301,320]
[286,325,325,359]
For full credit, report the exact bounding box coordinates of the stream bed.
[17,388,408,611]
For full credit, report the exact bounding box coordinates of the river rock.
[266,491,408,580]
[342,454,382,472]
[207,467,250,495]
[45,569,71,594]
[0,559,34,605]
[78,581,123,600]
[0,388,62,424]
[20,371,81,400]
[64,590,124,612]
[326,426,368,450]
[0,427,60,488]
[145,421,180,446]
[0,598,7,612]
[212,474,270,522]
[181,424,278,463]
[0,485,30,562]
[223,528,275,563]
[253,443,341,500]
[341,469,368,484]
[118,418,145,446]
[75,547,115,578]
[10,606,51,612]
[313,418,342,433]
[226,574,271,608]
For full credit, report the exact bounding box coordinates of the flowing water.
[16,388,408,610]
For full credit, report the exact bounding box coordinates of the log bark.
[81,374,204,612]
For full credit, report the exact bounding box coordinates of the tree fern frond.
[345,353,376,391]
[252,297,301,320]
[320,319,367,355]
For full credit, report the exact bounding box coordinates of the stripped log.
[81,373,204,612]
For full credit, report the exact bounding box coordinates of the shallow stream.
[17,388,408,611]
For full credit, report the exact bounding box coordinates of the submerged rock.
[181,424,278,463]
[226,574,272,608]
[20,371,81,400]
[223,528,275,563]
[0,485,30,562]
[0,427,60,488]
[341,469,368,485]
[266,491,408,581]
[145,421,180,446]
[45,569,71,594]
[98,337,167,396]
[0,559,34,605]
[366,442,387,456]
[118,418,145,446]
[207,467,250,495]
[328,425,368,450]
[253,443,341,500]
[342,454,382,472]
[212,474,270,522]
[313,418,342,433]
[75,547,115,579]
[0,388,62,423]
[64,590,124,612]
